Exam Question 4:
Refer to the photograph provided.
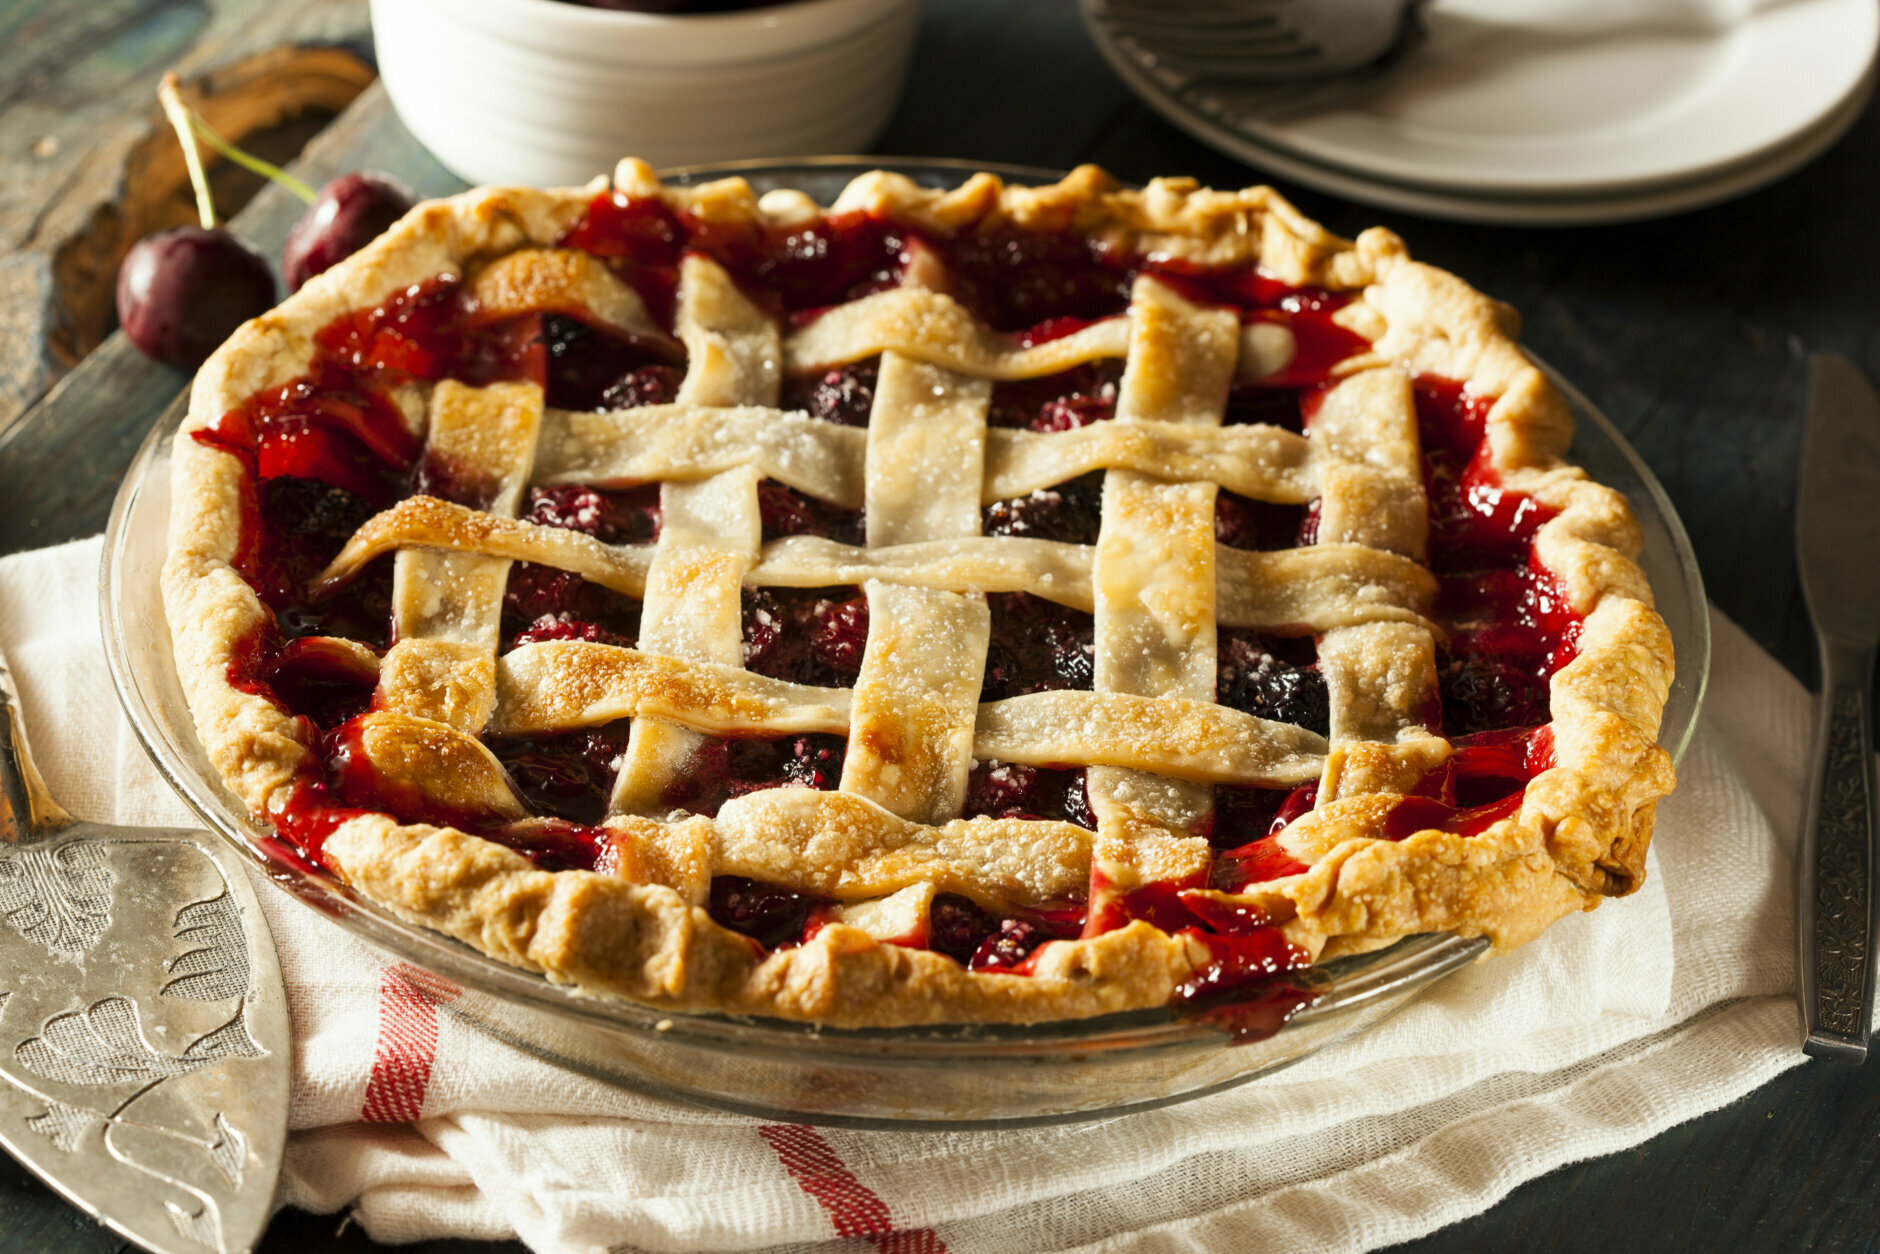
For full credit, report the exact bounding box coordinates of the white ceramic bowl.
[370,0,922,186]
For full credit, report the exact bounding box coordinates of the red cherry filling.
[741,587,869,687]
[1215,490,1313,552]
[532,314,683,412]
[927,893,1084,971]
[258,637,379,732]
[663,733,849,818]
[757,479,865,546]
[1217,630,1328,736]
[979,593,1094,701]
[935,228,1134,332]
[781,358,878,426]
[981,471,1104,545]
[986,361,1124,431]
[962,760,1095,829]
[708,876,833,951]
[1176,931,1317,1043]
[485,720,634,826]
[1209,782,1317,892]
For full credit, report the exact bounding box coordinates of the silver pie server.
[0,642,289,1252]
[1795,352,1880,1063]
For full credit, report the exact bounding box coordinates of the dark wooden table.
[4,1,1878,1250]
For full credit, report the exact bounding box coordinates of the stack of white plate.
[1083,0,1879,225]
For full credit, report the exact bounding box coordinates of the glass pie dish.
[102,159,1709,1128]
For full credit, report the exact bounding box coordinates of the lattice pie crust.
[164,163,1675,1027]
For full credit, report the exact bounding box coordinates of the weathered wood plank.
[0,84,460,554]
[0,0,376,436]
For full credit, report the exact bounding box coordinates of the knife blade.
[1794,352,1880,1062]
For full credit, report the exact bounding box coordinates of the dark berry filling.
[986,361,1124,431]
[758,479,865,546]
[781,358,878,426]
[501,564,643,651]
[259,637,379,733]
[962,760,1094,829]
[534,314,683,412]
[600,363,685,410]
[663,733,849,818]
[931,229,1134,332]
[1217,630,1328,736]
[485,720,634,826]
[1223,384,1306,432]
[1209,782,1317,892]
[980,593,1094,701]
[927,893,1084,971]
[741,587,869,687]
[708,876,832,950]
[1215,490,1312,551]
[525,483,662,545]
[981,471,1104,545]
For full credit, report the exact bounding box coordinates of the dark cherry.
[524,483,662,545]
[486,721,634,826]
[986,362,1123,431]
[741,587,869,687]
[253,477,374,600]
[1223,385,1305,432]
[940,228,1133,332]
[962,760,1095,829]
[1217,631,1329,736]
[501,563,643,650]
[708,876,827,950]
[757,479,865,546]
[1438,653,1549,737]
[663,733,849,817]
[782,360,878,427]
[484,820,608,874]
[600,364,684,410]
[979,593,1093,700]
[981,471,1104,546]
[283,171,419,292]
[927,893,1080,971]
[1215,491,1312,552]
[259,637,379,732]
[117,226,277,368]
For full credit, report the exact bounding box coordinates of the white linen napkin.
[0,535,1826,1254]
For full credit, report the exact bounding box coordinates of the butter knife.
[0,642,289,1253]
[1795,352,1880,1063]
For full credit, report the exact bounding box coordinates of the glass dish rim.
[99,156,1707,1070]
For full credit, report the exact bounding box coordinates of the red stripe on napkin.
[758,1124,947,1253]
[360,964,461,1123]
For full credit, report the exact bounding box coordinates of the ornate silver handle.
[1797,637,1879,1062]
[0,644,71,842]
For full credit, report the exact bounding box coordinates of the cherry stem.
[158,72,216,230]
[187,115,317,205]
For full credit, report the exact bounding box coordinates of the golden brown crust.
[163,162,1674,1026]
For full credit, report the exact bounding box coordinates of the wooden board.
[0,0,378,437]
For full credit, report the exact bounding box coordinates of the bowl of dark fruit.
[369,0,922,185]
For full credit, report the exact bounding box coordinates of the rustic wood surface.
[2,0,1878,1249]
[0,0,374,437]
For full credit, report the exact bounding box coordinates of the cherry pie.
[163,163,1674,1028]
